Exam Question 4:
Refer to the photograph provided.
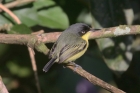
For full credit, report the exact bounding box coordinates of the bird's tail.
[43,58,56,72]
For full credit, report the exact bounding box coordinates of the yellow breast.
[64,31,91,62]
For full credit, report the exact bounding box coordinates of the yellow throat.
[81,31,91,41]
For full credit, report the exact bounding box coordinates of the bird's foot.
[63,65,66,68]
[67,62,82,71]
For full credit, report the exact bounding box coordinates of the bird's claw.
[68,62,82,71]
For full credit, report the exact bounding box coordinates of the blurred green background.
[1,0,140,93]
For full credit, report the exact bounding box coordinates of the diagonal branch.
[0,3,21,24]
[67,65,125,93]
[0,0,35,12]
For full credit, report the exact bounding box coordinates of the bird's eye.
[81,31,86,34]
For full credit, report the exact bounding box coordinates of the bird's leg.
[63,62,82,71]
[67,62,82,71]
[63,62,72,68]
[63,65,66,68]
[67,61,78,66]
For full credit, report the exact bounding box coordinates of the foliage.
[0,0,140,93]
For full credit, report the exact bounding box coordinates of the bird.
[43,23,95,72]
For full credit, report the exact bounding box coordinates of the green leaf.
[96,38,132,76]
[0,15,11,26]
[90,0,126,27]
[8,24,32,34]
[0,44,9,56]
[7,61,19,75]
[33,0,56,9]
[13,8,38,27]
[38,6,69,29]
[77,10,92,24]
[5,0,13,3]
[7,61,31,77]
[18,67,31,77]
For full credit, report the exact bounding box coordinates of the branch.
[89,25,140,39]
[0,25,140,55]
[0,25,140,44]
[0,76,9,93]
[67,65,125,93]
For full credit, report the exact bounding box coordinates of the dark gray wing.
[58,40,87,63]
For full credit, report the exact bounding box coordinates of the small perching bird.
[43,23,96,72]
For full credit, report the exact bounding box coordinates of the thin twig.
[28,47,41,93]
[0,76,9,93]
[0,3,41,93]
[0,3,21,24]
[0,0,35,12]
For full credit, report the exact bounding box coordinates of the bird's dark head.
[65,23,91,36]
